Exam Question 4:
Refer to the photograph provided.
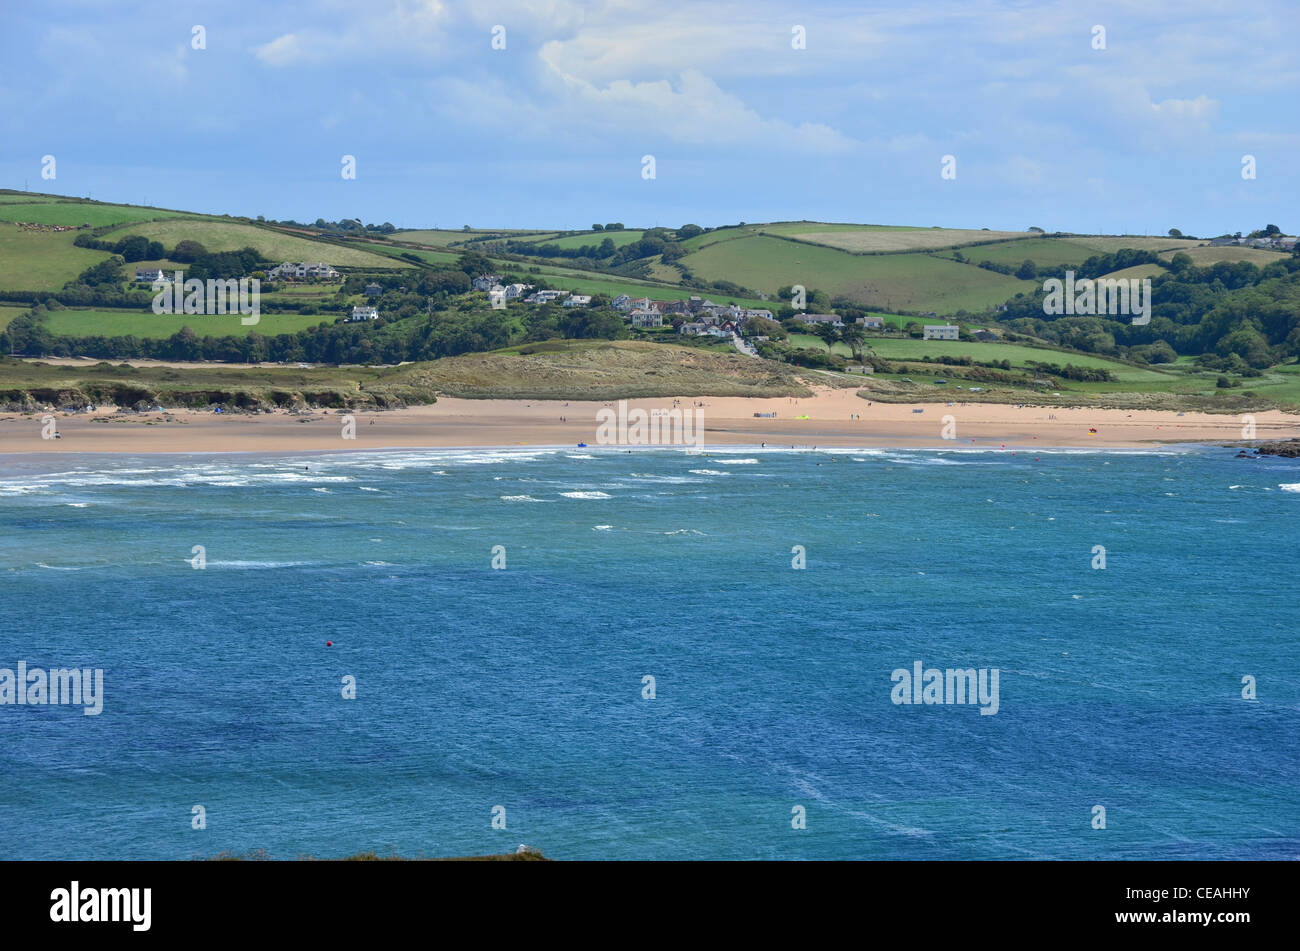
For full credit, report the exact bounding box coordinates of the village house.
[795,314,844,328]
[269,262,339,281]
[525,289,567,304]
[364,282,383,298]
[971,328,1000,342]
[349,305,379,322]
[677,321,708,335]
[630,310,663,328]
[611,294,632,310]
[503,283,533,299]
[856,315,884,329]
[562,294,593,307]
[134,268,169,284]
[471,274,501,292]
[923,324,960,340]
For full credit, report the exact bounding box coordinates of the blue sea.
[1,445,1297,860]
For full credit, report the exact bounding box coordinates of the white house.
[857,315,884,329]
[795,314,844,328]
[349,305,379,321]
[135,268,168,284]
[923,324,960,340]
[563,294,593,307]
[269,262,339,281]
[612,294,633,310]
[629,310,663,327]
[472,274,501,292]
[504,283,533,299]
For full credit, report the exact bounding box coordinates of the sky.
[1,0,1296,236]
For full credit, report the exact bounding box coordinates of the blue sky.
[1,0,1295,235]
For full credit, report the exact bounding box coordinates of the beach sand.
[1,387,1296,453]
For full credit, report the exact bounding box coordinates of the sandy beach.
[2,387,1296,454]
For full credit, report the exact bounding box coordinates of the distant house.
[503,283,533,299]
[268,261,339,281]
[527,289,566,304]
[630,310,663,328]
[923,324,960,340]
[743,309,774,321]
[611,294,633,310]
[677,321,708,335]
[795,314,844,328]
[135,268,168,284]
[972,329,1000,342]
[349,305,379,322]
[562,294,592,307]
[1209,237,1236,247]
[364,283,383,298]
[471,274,501,292]
[857,315,884,329]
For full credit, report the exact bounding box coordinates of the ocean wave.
[716,458,759,464]
[561,491,611,499]
[593,525,612,531]
[500,494,549,502]
[1280,484,1300,493]
[689,469,729,476]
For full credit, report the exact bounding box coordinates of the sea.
[0,444,1296,860]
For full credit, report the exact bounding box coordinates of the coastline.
[2,387,1297,454]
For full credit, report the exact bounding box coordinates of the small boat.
[577,442,588,448]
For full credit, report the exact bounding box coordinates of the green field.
[945,237,1103,268]
[1068,236,1206,254]
[0,304,29,330]
[397,228,557,247]
[1098,263,1168,282]
[680,234,1034,312]
[102,219,406,268]
[527,230,645,249]
[1156,245,1289,267]
[42,309,334,339]
[0,202,186,227]
[789,332,1172,381]
[0,193,62,204]
[0,224,108,291]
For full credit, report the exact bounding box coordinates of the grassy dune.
[0,201,186,227]
[401,340,810,399]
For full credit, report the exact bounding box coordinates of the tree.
[591,223,604,231]
[171,240,208,263]
[813,322,840,350]
[1168,228,1183,237]
[1015,259,1038,280]
[677,223,703,239]
[840,321,867,361]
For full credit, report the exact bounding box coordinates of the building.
[269,262,339,281]
[677,321,708,335]
[795,314,844,328]
[630,311,663,328]
[349,305,379,322]
[364,283,383,298]
[503,283,533,299]
[611,294,633,310]
[857,315,884,329]
[923,324,960,340]
[562,294,592,307]
[971,329,1000,342]
[134,268,169,284]
[471,274,501,292]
